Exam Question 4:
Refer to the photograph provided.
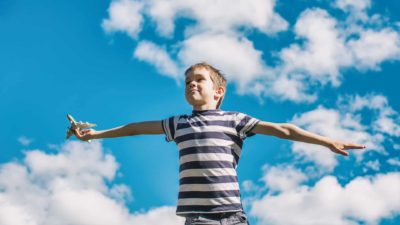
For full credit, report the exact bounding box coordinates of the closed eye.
[185,76,206,85]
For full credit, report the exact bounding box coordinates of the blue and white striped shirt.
[162,109,260,216]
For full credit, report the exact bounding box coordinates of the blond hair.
[185,62,227,109]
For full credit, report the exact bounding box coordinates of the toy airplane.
[66,114,96,141]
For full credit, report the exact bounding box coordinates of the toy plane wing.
[66,114,96,140]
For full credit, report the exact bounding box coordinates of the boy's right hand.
[73,128,96,142]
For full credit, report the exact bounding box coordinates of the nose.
[189,81,196,88]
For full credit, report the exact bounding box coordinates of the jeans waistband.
[185,211,241,219]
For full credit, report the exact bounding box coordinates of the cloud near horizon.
[249,166,400,225]
[0,141,184,225]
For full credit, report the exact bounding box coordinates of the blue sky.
[1,0,399,224]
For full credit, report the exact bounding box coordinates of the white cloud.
[102,0,400,103]
[110,184,133,203]
[261,165,307,192]
[102,0,284,98]
[145,0,288,37]
[349,29,400,70]
[280,9,352,86]
[291,106,382,171]
[344,94,387,111]
[242,180,259,193]
[264,6,400,102]
[18,136,33,146]
[275,7,400,102]
[387,158,400,167]
[288,93,400,171]
[267,74,317,103]
[334,0,371,22]
[364,160,380,172]
[374,116,400,137]
[103,0,288,39]
[130,206,184,225]
[178,33,267,93]
[340,94,400,137]
[134,41,180,79]
[335,0,371,11]
[0,141,184,225]
[45,189,133,225]
[102,0,144,38]
[250,172,400,225]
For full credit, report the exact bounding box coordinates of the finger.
[344,143,366,149]
[336,149,349,156]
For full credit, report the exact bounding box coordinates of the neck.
[192,104,218,111]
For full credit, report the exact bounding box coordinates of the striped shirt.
[161,109,260,216]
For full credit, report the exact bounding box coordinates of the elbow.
[278,123,296,139]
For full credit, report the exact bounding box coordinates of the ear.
[214,86,225,99]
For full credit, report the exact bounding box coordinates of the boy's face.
[185,68,223,109]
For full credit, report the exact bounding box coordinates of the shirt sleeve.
[161,116,180,142]
[235,112,260,140]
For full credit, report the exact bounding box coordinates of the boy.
[73,62,365,225]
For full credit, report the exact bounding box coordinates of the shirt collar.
[192,109,221,115]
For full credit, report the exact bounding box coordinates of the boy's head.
[184,62,227,109]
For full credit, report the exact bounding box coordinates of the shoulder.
[162,114,188,127]
[214,110,240,120]
[222,111,251,119]
[164,114,189,119]
[220,110,249,116]
[213,110,241,117]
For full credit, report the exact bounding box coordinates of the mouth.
[188,89,198,93]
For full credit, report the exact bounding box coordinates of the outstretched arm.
[252,121,365,156]
[74,120,164,142]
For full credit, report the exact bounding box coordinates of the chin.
[187,99,207,107]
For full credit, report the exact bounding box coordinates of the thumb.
[73,128,82,138]
[82,129,92,134]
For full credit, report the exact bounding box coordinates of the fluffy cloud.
[261,165,307,193]
[102,0,287,38]
[0,141,184,225]
[275,6,400,102]
[335,0,371,11]
[178,33,268,92]
[143,0,288,37]
[289,93,399,171]
[130,206,184,225]
[364,159,381,172]
[134,41,180,79]
[279,9,352,87]
[267,74,317,103]
[339,94,400,137]
[250,172,400,225]
[349,29,400,70]
[291,105,382,171]
[102,0,144,38]
[101,0,283,95]
[387,158,400,167]
[18,136,34,146]
[101,0,400,102]
[334,0,371,22]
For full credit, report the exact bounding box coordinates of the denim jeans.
[184,211,250,225]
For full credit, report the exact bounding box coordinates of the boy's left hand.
[328,141,366,156]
